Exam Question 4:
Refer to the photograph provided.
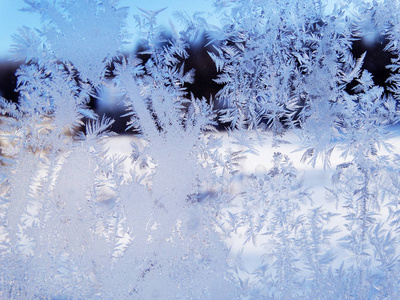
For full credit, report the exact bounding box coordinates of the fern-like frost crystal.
[1,0,400,299]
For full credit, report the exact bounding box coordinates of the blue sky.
[0,0,217,60]
[0,0,39,59]
[0,0,342,61]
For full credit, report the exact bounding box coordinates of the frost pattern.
[21,0,128,85]
[1,0,400,299]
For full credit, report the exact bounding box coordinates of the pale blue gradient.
[0,0,41,60]
[0,0,217,60]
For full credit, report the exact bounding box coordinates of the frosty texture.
[1,0,400,299]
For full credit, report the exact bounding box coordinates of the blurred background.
[0,0,394,133]
[0,0,221,132]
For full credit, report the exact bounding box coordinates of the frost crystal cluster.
[1,0,400,299]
